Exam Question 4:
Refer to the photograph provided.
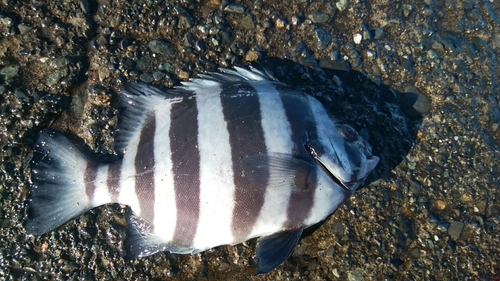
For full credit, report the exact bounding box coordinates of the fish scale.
[25,67,379,274]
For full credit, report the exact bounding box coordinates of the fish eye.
[339,124,357,141]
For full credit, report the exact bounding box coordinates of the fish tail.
[25,129,95,235]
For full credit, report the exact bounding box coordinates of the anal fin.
[124,212,198,259]
[255,229,303,274]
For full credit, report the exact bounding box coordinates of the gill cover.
[307,124,379,191]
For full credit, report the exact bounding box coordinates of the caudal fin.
[25,129,94,235]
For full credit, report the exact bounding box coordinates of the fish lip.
[312,156,352,191]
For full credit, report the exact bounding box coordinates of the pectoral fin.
[241,154,317,192]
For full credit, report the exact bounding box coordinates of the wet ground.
[0,0,499,280]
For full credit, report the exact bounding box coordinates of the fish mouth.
[312,156,353,191]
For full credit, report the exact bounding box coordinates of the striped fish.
[25,67,379,274]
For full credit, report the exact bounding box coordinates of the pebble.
[336,0,349,12]
[448,220,464,240]
[0,66,20,81]
[147,40,175,56]
[400,86,431,120]
[307,12,329,24]
[136,56,152,72]
[240,15,255,30]
[347,270,363,281]
[224,4,245,14]
[434,200,446,211]
[319,57,351,71]
[158,62,175,74]
[17,24,32,34]
[372,28,385,39]
[353,33,362,44]
[178,15,194,29]
[245,50,259,62]
[314,28,332,50]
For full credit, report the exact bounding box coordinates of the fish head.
[306,123,379,192]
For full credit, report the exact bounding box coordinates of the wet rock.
[307,12,329,23]
[448,220,464,240]
[0,66,19,81]
[314,28,332,50]
[433,200,447,211]
[49,58,70,69]
[401,86,431,119]
[239,15,255,30]
[46,69,68,86]
[194,40,206,52]
[320,57,351,71]
[245,50,259,62]
[139,73,153,83]
[178,15,193,29]
[372,28,386,39]
[336,0,349,12]
[136,56,152,72]
[224,4,245,14]
[158,62,175,74]
[17,23,32,34]
[152,71,165,81]
[347,270,363,281]
[148,40,175,56]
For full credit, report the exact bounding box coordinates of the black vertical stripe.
[134,114,156,225]
[279,91,319,227]
[84,163,98,202]
[107,160,122,202]
[221,83,268,242]
[170,94,201,247]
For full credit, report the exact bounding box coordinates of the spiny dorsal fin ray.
[115,83,180,155]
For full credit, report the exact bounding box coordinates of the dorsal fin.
[178,67,277,93]
[115,82,180,155]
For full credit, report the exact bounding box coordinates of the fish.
[25,67,379,274]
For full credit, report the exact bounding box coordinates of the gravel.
[0,0,499,280]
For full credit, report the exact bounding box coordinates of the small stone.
[347,270,363,281]
[400,86,431,119]
[152,71,166,81]
[276,18,286,29]
[372,28,385,39]
[307,12,330,23]
[95,35,108,47]
[178,15,193,29]
[353,33,362,44]
[319,57,351,71]
[139,73,153,83]
[47,69,68,86]
[0,65,19,80]
[315,28,332,50]
[426,50,440,60]
[148,40,175,56]
[448,220,464,240]
[224,4,245,14]
[136,56,152,72]
[245,50,259,62]
[240,15,255,30]
[158,62,175,73]
[336,0,349,12]
[49,58,70,69]
[434,200,446,211]
[18,23,32,34]
[178,70,190,80]
[110,14,122,28]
